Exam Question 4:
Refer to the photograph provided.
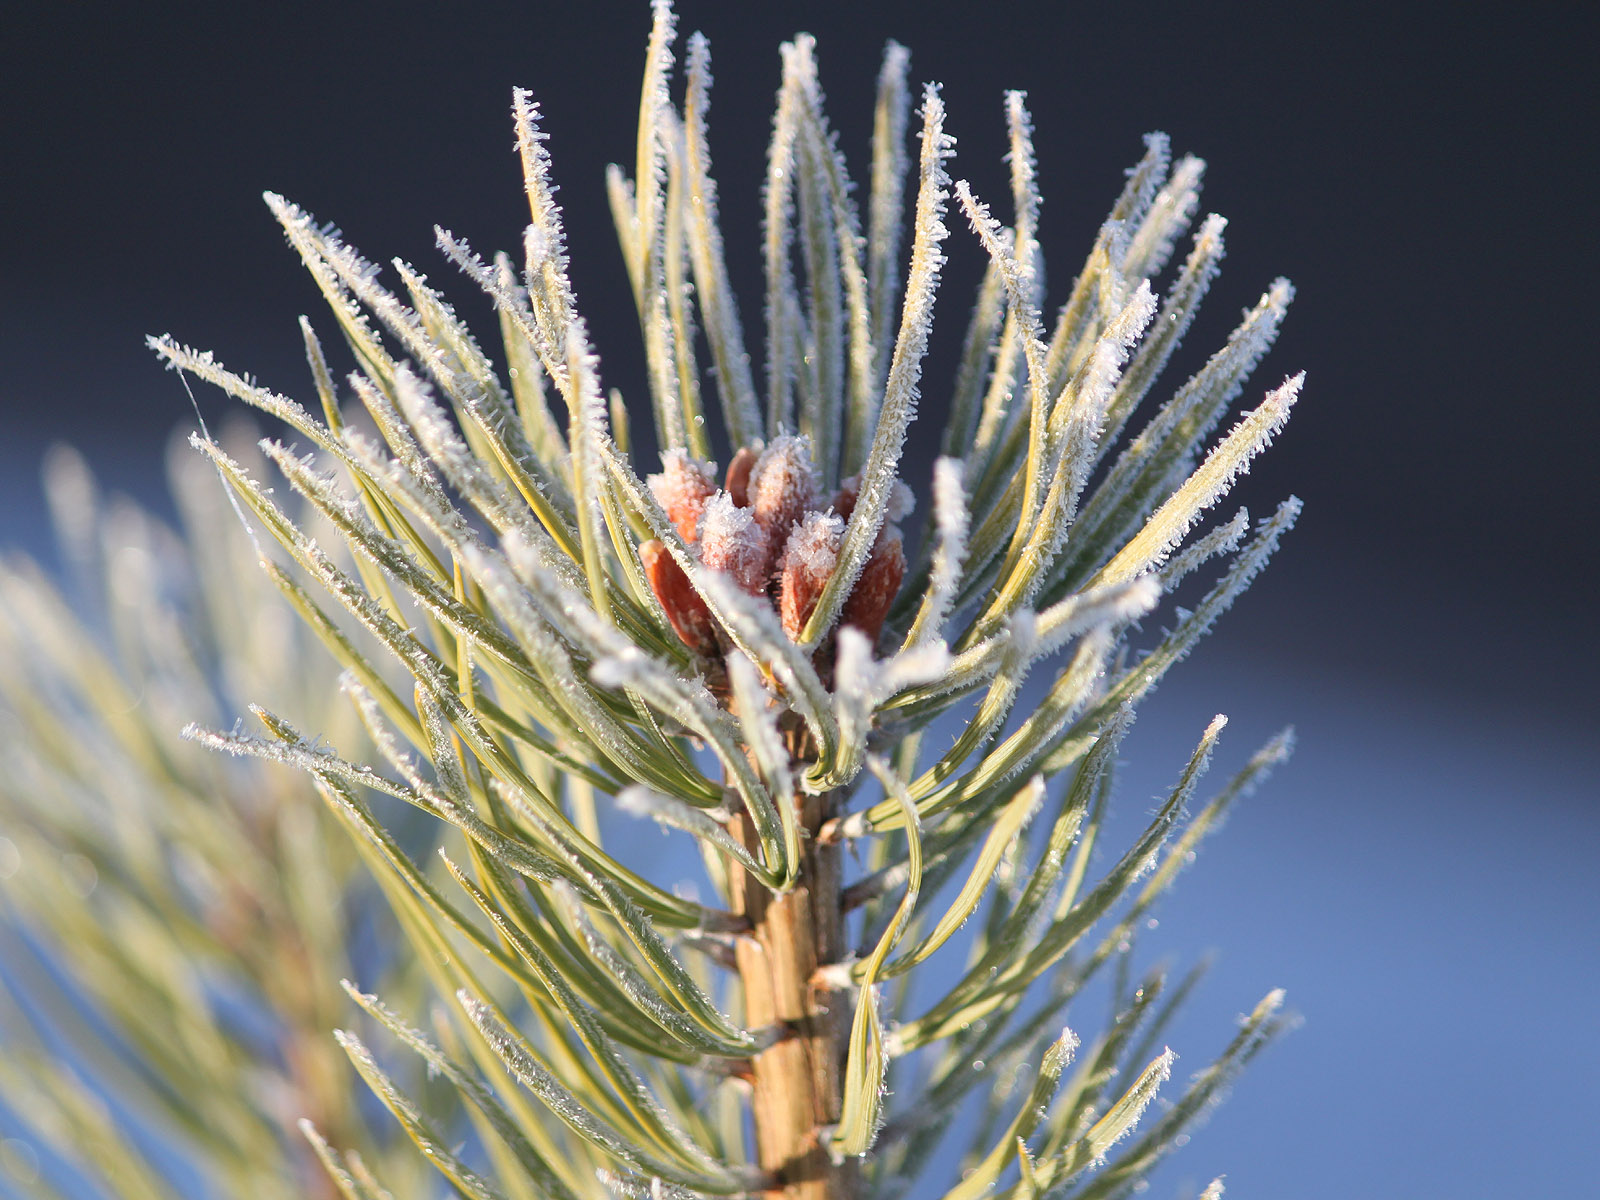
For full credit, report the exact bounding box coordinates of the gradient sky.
[4,2,1593,726]
[3,2,1595,1195]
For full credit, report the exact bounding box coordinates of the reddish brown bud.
[641,540,718,654]
[832,473,913,524]
[725,446,759,508]
[699,493,773,596]
[647,450,717,544]
[749,434,819,543]
[840,525,905,644]
[831,479,858,522]
[778,511,844,640]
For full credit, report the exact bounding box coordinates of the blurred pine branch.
[0,2,1303,1197]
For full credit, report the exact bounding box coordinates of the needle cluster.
[0,3,1302,1197]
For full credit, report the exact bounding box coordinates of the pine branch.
[0,5,1307,1198]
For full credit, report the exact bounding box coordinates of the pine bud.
[640,540,719,654]
[725,446,759,508]
[699,492,773,596]
[833,473,915,523]
[840,525,906,643]
[647,450,717,544]
[831,478,858,521]
[749,434,820,542]
[778,511,845,639]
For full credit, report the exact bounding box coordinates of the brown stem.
[730,788,858,1200]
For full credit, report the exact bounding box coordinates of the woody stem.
[730,786,857,1200]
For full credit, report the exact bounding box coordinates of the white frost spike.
[389,362,475,484]
[1110,131,1172,233]
[262,193,386,365]
[831,634,949,791]
[1084,1048,1176,1167]
[560,316,615,613]
[497,527,594,629]
[1014,277,1161,594]
[1055,278,1159,451]
[455,990,763,1192]
[1031,500,1301,780]
[954,179,1052,509]
[890,571,1151,709]
[344,373,451,514]
[1070,277,1294,562]
[182,722,300,770]
[1029,575,1160,663]
[1098,213,1228,457]
[986,279,1155,623]
[340,673,424,790]
[782,34,851,481]
[332,1030,504,1199]
[726,652,796,811]
[1099,372,1303,587]
[437,225,561,386]
[151,338,313,442]
[874,639,952,702]
[632,0,687,452]
[633,0,678,278]
[763,42,806,436]
[1166,499,1301,660]
[512,90,568,265]
[268,197,472,425]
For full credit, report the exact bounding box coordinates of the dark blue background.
[3,1,1595,1195]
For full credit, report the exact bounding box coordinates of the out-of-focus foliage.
[0,439,435,1199]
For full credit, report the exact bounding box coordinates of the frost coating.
[646,449,717,543]
[1097,372,1303,587]
[749,433,821,540]
[779,510,843,639]
[698,491,772,595]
